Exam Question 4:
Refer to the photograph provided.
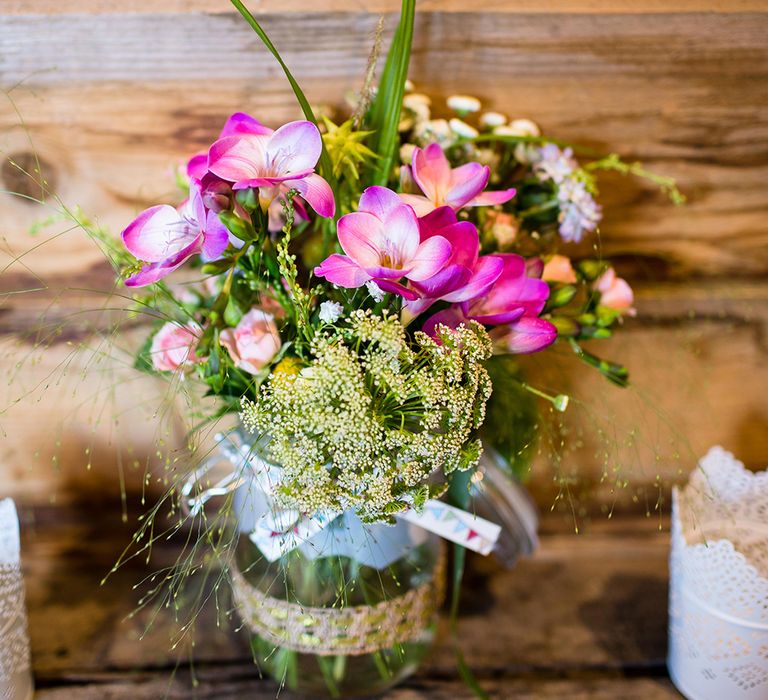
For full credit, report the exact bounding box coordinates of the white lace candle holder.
[0,499,34,700]
[668,447,768,700]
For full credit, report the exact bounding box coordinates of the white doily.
[0,500,33,700]
[668,447,768,700]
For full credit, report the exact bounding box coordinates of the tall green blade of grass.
[229,0,337,195]
[366,0,416,187]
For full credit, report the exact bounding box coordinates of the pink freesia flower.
[314,187,452,300]
[122,184,229,287]
[406,207,504,315]
[186,112,273,182]
[422,253,556,354]
[399,143,516,216]
[207,120,335,218]
[542,254,577,284]
[150,322,201,372]
[219,308,281,375]
[595,267,636,316]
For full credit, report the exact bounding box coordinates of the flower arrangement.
[65,1,683,696]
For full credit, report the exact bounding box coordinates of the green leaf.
[219,211,255,242]
[229,0,336,194]
[366,0,416,186]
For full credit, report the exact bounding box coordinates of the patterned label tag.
[399,501,501,556]
[248,500,501,561]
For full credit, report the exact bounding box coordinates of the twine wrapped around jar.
[231,547,445,656]
[668,447,768,700]
[0,499,34,700]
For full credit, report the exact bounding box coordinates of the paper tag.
[399,501,502,556]
[249,508,340,562]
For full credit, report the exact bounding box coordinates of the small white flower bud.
[404,79,415,92]
[365,280,385,302]
[479,111,507,129]
[318,301,344,323]
[495,118,541,138]
[449,118,479,139]
[447,94,482,114]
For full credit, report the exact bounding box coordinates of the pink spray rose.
[150,322,201,372]
[219,309,281,375]
[595,267,635,316]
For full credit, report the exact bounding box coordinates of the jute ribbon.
[230,547,446,656]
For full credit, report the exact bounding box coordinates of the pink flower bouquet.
[82,1,683,696]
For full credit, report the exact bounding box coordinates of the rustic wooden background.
[1,2,766,699]
[1,1,767,507]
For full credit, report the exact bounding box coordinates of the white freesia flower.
[319,301,344,323]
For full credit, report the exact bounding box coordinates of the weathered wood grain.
[1,11,767,280]
[34,674,681,700]
[4,0,767,14]
[19,502,671,696]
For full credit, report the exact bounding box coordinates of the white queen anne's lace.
[668,447,768,700]
[0,499,33,700]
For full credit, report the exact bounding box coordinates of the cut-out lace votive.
[0,499,33,700]
[668,446,768,700]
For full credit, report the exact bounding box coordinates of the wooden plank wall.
[1,1,767,508]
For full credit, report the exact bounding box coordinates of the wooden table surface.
[17,501,681,699]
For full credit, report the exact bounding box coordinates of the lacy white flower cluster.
[241,311,493,521]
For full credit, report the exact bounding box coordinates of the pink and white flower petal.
[445,162,489,208]
[208,134,270,183]
[266,121,323,175]
[397,193,436,217]
[381,203,423,265]
[406,235,453,281]
[288,172,336,218]
[412,143,452,202]
[314,254,372,288]
[125,236,202,287]
[187,153,208,181]
[359,186,404,220]
[200,211,230,262]
[337,211,390,267]
[220,112,273,138]
[467,187,517,208]
[411,264,471,299]
[122,205,197,263]
[442,255,504,303]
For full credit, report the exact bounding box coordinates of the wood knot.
[2,151,57,203]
